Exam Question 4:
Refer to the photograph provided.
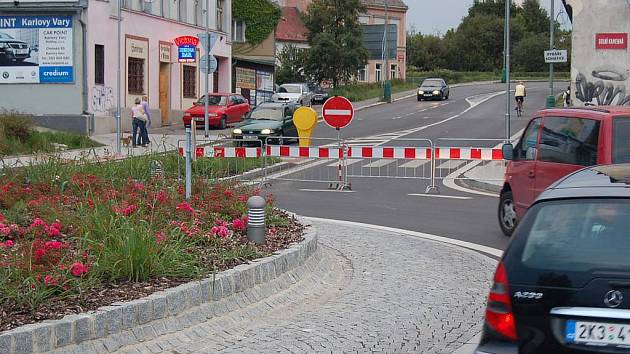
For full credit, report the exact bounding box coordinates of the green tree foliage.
[233,0,281,46]
[276,44,308,85]
[406,0,572,73]
[302,0,369,86]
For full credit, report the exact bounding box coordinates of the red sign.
[174,36,199,47]
[596,33,628,49]
[322,96,354,129]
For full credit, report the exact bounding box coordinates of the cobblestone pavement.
[63,220,496,354]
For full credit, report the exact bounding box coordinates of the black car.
[477,164,630,354]
[309,84,331,105]
[417,78,449,101]
[232,102,298,145]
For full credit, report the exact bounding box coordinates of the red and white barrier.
[347,146,432,160]
[178,147,262,158]
[435,147,503,161]
[266,146,344,159]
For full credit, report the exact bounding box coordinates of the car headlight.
[433,90,440,95]
[233,128,242,135]
[418,90,424,95]
[261,129,273,135]
[0,43,6,49]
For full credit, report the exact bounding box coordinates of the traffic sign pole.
[322,96,354,191]
[547,0,555,108]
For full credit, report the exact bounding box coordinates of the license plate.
[15,49,28,55]
[566,320,630,346]
[242,135,258,140]
[424,94,433,97]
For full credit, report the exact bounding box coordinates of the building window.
[358,65,367,82]
[95,44,104,85]
[232,20,246,42]
[358,15,370,24]
[128,57,145,94]
[183,65,196,98]
[194,0,202,26]
[178,0,187,23]
[390,64,397,80]
[216,0,224,31]
[375,63,382,82]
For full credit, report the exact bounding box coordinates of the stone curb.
[0,227,318,354]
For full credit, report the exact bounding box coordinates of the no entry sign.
[322,96,354,129]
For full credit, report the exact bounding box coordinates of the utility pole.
[382,1,392,103]
[115,0,122,154]
[504,0,511,142]
[204,0,210,138]
[547,0,555,108]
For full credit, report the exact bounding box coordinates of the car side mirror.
[502,143,514,161]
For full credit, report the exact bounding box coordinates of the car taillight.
[485,262,517,341]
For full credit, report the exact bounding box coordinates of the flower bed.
[0,158,302,332]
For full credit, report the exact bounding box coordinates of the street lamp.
[115,0,122,154]
[382,1,392,103]
[504,0,511,142]
[546,0,556,108]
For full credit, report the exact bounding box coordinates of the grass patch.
[0,112,101,157]
[407,69,570,86]
[330,79,417,102]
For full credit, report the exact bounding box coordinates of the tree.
[521,0,549,35]
[276,44,308,85]
[302,0,369,86]
[512,33,548,71]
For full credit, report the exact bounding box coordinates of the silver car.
[0,32,30,63]
[272,83,315,106]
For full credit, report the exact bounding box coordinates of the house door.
[159,63,171,126]
[213,70,219,92]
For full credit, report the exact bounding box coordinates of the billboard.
[0,15,73,84]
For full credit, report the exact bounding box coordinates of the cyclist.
[515,81,527,116]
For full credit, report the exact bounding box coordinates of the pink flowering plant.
[0,154,300,331]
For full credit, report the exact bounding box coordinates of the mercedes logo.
[2,72,8,79]
[604,290,624,308]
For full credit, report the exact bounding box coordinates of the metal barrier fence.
[433,138,506,184]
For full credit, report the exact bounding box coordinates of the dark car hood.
[237,120,282,131]
[419,86,442,90]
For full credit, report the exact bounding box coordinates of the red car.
[499,106,630,236]
[183,93,250,129]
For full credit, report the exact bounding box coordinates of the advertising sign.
[174,36,198,63]
[596,33,628,50]
[235,67,256,89]
[0,15,73,84]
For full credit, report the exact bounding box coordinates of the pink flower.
[51,220,63,231]
[44,275,57,286]
[46,226,61,238]
[156,190,169,203]
[155,231,165,244]
[5,240,14,247]
[176,201,195,214]
[122,204,138,216]
[211,225,230,238]
[45,240,63,250]
[132,182,145,191]
[0,226,10,236]
[231,218,246,232]
[0,214,4,223]
[70,262,89,277]
[30,218,48,229]
[34,248,46,260]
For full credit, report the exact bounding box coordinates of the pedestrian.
[131,97,148,148]
[141,96,151,146]
[563,86,571,107]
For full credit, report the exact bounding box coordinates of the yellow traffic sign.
[293,106,318,147]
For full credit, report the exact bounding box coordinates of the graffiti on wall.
[575,69,630,106]
[92,86,114,114]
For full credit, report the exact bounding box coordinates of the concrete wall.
[0,13,85,116]
[568,0,630,106]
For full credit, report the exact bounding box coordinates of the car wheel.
[219,116,227,130]
[498,191,517,237]
[417,96,422,101]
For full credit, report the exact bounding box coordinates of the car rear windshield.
[279,85,301,94]
[510,199,630,285]
[196,95,226,106]
[613,116,630,163]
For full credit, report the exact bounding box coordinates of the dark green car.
[232,102,298,145]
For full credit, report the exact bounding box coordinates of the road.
[267,82,566,252]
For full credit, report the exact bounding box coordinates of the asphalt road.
[267,82,567,252]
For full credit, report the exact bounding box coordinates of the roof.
[276,7,309,43]
[361,0,408,10]
[537,106,630,117]
[537,164,630,202]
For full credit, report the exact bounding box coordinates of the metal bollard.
[246,196,266,245]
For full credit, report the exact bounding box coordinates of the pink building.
[88,0,233,134]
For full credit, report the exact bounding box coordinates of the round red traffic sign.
[322,96,354,129]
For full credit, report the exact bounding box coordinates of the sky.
[405,0,572,35]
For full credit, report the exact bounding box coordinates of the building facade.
[0,0,232,135]
[565,0,630,106]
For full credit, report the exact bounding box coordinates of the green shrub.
[0,111,33,142]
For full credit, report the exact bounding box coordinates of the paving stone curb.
[0,227,318,354]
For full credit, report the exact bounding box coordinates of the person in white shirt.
[563,86,571,107]
[131,97,148,148]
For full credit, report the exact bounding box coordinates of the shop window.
[183,65,197,98]
[128,57,145,94]
[232,20,246,42]
[95,44,104,85]
[216,0,224,31]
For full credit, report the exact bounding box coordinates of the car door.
[509,117,542,217]
[238,95,250,120]
[227,96,239,122]
[534,116,600,198]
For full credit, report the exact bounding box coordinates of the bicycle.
[515,97,524,117]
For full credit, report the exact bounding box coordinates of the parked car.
[0,32,30,63]
[477,164,630,354]
[498,106,630,237]
[183,93,250,130]
[272,83,314,106]
[308,83,331,105]
[417,78,449,101]
[232,102,298,145]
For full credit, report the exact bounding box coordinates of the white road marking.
[437,160,466,169]
[363,159,394,168]
[299,189,356,193]
[408,193,472,200]
[326,159,362,167]
[302,216,503,258]
[399,160,429,169]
